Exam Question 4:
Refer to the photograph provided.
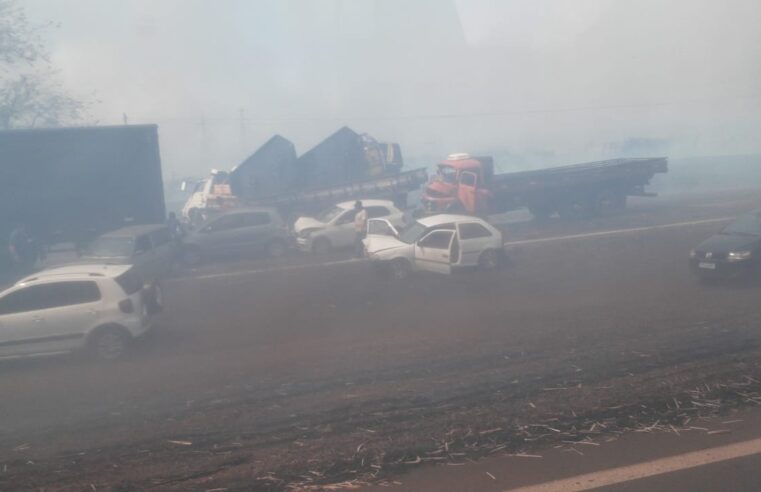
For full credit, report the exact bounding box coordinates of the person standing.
[8,224,38,273]
[353,200,368,258]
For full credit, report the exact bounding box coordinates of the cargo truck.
[422,154,668,219]
[0,124,166,271]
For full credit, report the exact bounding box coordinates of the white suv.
[0,264,154,361]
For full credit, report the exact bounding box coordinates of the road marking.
[171,216,733,283]
[503,217,732,247]
[504,436,761,492]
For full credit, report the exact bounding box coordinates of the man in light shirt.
[353,200,368,258]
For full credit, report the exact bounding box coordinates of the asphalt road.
[2,189,761,491]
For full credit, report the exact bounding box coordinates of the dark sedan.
[690,210,761,279]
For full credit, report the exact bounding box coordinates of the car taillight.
[119,298,134,313]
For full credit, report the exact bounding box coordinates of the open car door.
[367,218,398,237]
[414,229,455,274]
[457,171,479,214]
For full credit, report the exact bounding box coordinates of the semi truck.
[182,127,425,221]
[422,154,668,219]
[0,124,166,270]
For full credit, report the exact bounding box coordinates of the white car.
[294,199,406,254]
[0,264,154,361]
[363,214,504,279]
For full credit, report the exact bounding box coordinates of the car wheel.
[389,258,412,280]
[182,245,202,266]
[146,281,164,314]
[268,239,287,258]
[90,326,130,361]
[311,237,331,255]
[478,249,501,271]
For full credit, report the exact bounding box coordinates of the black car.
[690,210,761,279]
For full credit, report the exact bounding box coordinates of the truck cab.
[422,153,492,214]
[181,171,238,224]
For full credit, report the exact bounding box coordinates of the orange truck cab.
[421,153,493,214]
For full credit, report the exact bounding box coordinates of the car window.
[365,206,391,218]
[459,222,493,240]
[149,228,171,247]
[0,281,101,315]
[134,235,152,254]
[335,210,358,225]
[206,214,244,232]
[418,230,454,249]
[241,212,271,227]
[460,172,477,187]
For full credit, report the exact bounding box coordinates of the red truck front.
[421,153,492,214]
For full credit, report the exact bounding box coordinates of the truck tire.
[528,203,554,222]
[558,195,593,220]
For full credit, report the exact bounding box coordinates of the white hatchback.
[294,199,406,254]
[363,214,504,279]
[0,264,154,361]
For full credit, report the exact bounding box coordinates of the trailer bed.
[493,157,668,194]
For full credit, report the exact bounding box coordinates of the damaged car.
[363,214,504,279]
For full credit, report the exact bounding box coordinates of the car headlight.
[728,250,752,262]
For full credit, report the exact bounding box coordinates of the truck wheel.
[268,239,287,258]
[89,326,130,361]
[529,204,554,222]
[182,245,202,266]
[559,196,592,220]
[389,258,411,280]
[311,237,331,255]
[478,249,501,271]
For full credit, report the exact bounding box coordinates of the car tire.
[146,281,164,314]
[311,237,331,255]
[268,239,287,258]
[478,249,501,271]
[89,326,131,361]
[389,258,412,280]
[182,245,202,266]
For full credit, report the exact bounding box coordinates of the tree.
[0,0,89,129]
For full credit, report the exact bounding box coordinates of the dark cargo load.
[0,124,165,267]
[294,126,403,191]
[229,135,297,200]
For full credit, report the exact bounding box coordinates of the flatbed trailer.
[254,167,428,217]
[422,155,668,219]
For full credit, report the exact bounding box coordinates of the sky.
[21,0,761,177]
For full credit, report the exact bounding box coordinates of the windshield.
[722,214,761,236]
[438,165,457,184]
[398,222,428,244]
[315,205,345,223]
[82,237,134,257]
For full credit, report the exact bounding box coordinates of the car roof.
[336,199,396,209]
[16,264,132,285]
[416,214,487,227]
[99,224,167,238]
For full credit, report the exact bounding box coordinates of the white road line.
[172,216,733,283]
[503,217,732,247]
[504,436,761,492]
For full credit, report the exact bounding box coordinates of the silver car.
[180,207,290,265]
